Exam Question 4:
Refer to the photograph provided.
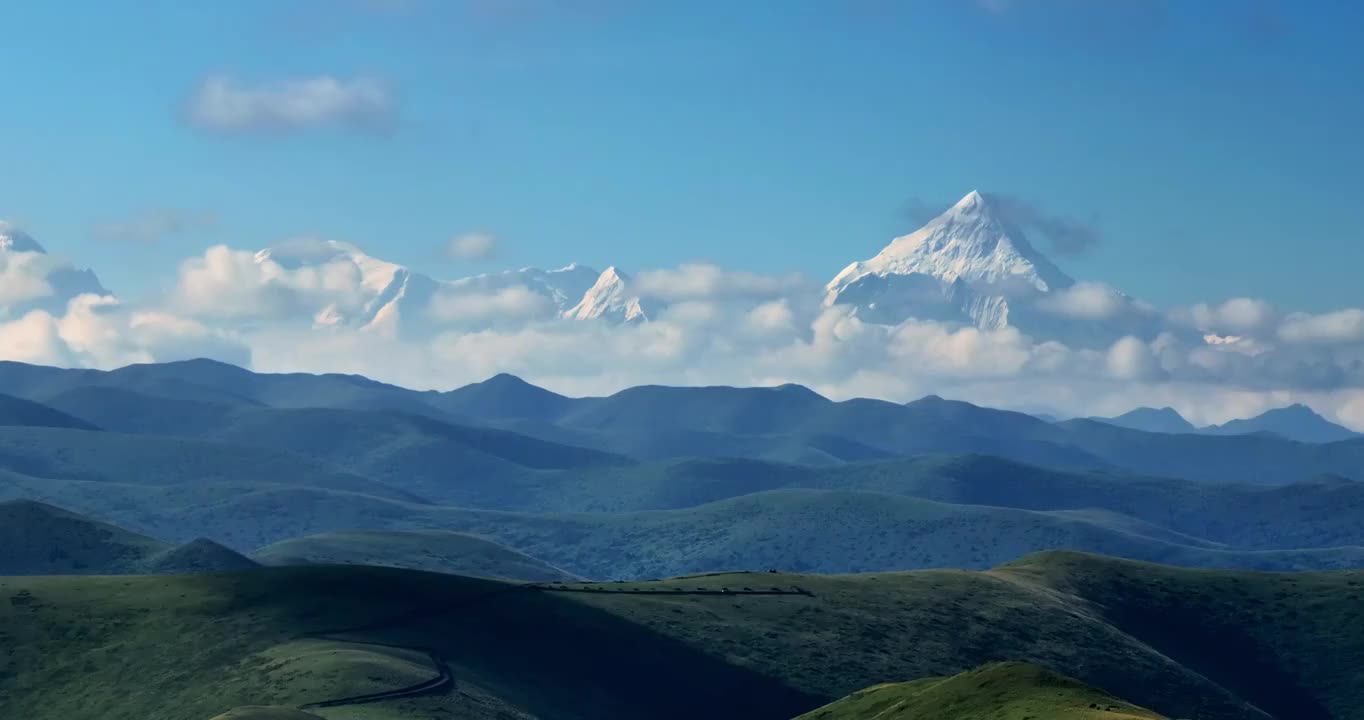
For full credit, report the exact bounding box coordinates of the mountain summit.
[1202,403,1358,443]
[563,267,655,324]
[824,190,1074,329]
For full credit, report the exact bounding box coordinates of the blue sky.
[2,0,1361,311]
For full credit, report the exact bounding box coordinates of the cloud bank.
[4,226,1364,429]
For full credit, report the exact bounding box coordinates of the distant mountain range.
[1087,404,1358,443]
[3,359,1364,582]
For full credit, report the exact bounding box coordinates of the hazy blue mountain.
[70,483,1364,579]
[199,406,630,503]
[38,385,243,435]
[0,358,446,419]
[434,372,576,422]
[1201,403,1358,443]
[254,529,577,581]
[441,374,1364,483]
[0,499,256,575]
[1091,407,1196,434]
[0,426,417,501]
[0,392,100,431]
[8,360,1364,486]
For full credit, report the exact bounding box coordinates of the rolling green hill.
[209,709,325,720]
[0,499,257,575]
[11,447,1364,578]
[25,481,1359,579]
[254,530,576,581]
[0,499,168,574]
[2,553,1359,720]
[796,662,1165,719]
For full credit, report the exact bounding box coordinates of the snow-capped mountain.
[825,190,1073,329]
[822,191,1163,346]
[0,223,108,317]
[563,267,655,324]
[252,238,629,336]
[448,264,602,317]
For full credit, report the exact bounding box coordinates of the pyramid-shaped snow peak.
[563,266,655,324]
[823,190,1074,329]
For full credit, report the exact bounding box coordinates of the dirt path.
[297,640,452,710]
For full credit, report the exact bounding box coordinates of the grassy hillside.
[3,554,1360,719]
[254,530,576,581]
[0,567,815,720]
[209,709,325,720]
[796,662,1165,719]
[0,499,168,574]
[142,538,259,574]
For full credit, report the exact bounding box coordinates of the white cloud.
[445,232,497,260]
[1106,335,1164,381]
[1278,309,1364,345]
[170,244,367,321]
[634,263,804,302]
[1171,297,1278,337]
[1037,281,1129,320]
[187,75,394,135]
[0,251,55,308]
[0,295,248,370]
[428,286,552,325]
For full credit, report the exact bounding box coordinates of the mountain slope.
[141,538,259,574]
[1203,404,1358,443]
[4,554,1362,719]
[563,266,654,323]
[435,372,576,422]
[0,499,168,574]
[1093,407,1196,434]
[0,500,256,575]
[66,480,1363,579]
[196,406,630,503]
[0,392,99,431]
[797,662,1165,720]
[825,190,1072,329]
[254,529,576,581]
[0,426,415,500]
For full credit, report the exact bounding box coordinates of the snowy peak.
[564,266,654,324]
[829,189,1073,298]
[823,190,1074,329]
